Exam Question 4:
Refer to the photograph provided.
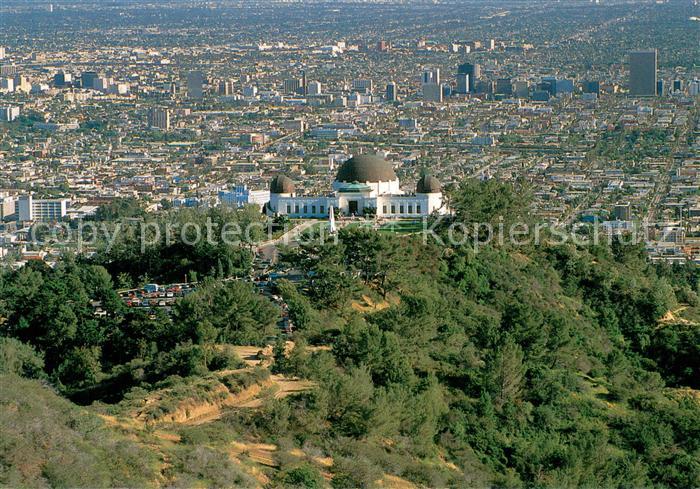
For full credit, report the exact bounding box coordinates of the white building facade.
[265,155,445,218]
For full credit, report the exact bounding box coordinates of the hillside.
[1,183,699,487]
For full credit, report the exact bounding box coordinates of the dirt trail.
[657,306,696,327]
[236,374,315,408]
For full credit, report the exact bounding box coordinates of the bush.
[207,346,244,371]
[0,337,45,379]
[278,463,324,488]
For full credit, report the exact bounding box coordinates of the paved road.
[255,220,316,262]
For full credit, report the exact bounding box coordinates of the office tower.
[187,71,204,98]
[0,47,5,60]
[455,73,469,94]
[377,40,389,51]
[147,107,171,130]
[81,71,99,89]
[218,80,234,96]
[0,106,20,122]
[489,39,496,50]
[17,195,69,222]
[307,81,322,96]
[513,80,529,98]
[53,71,72,87]
[13,75,31,93]
[441,83,452,98]
[283,78,302,94]
[242,85,258,97]
[422,83,443,102]
[421,68,440,86]
[555,79,574,95]
[613,203,632,221]
[582,80,600,94]
[385,82,397,102]
[352,79,373,92]
[457,62,480,92]
[94,77,112,92]
[531,90,550,102]
[689,79,700,96]
[1,78,14,92]
[673,79,683,92]
[495,78,513,96]
[301,70,307,95]
[657,80,666,96]
[540,77,557,95]
[629,49,657,96]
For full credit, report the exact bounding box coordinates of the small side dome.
[416,175,441,193]
[270,174,295,194]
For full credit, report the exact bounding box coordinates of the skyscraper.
[283,78,302,94]
[53,71,72,87]
[187,71,204,99]
[307,81,322,96]
[629,50,657,96]
[458,62,480,92]
[421,68,440,86]
[81,71,99,89]
[422,83,442,102]
[386,82,397,102]
[455,73,469,94]
[148,107,171,130]
[495,78,513,96]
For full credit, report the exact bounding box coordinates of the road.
[255,220,316,262]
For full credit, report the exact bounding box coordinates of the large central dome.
[335,155,397,183]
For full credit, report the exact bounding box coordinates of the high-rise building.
[657,80,666,96]
[581,80,600,95]
[218,80,234,96]
[17,195,69,222]
[455,73,469,94]
[1,78,14,92]
[422,83,443,102]
[441,83,452,98]
[307,81,322,96]
[672,79,683,92]
[13,75,31,93]
[689,79,700,96]
[495,78,513,96]
[613,203,632,221]
[421,68,440,86]
[187,71,204,99]
[242,85,258,97]
[513,80,529,98]
[147,107,171,130]
[629,49,657,96]
[283,78,302,94]
[385,82,397,102]
[0,106,20,122]
[457,62,480,92]
[352,79,373,93]
[0,47,5,60]
[81,71,99,89]
[53,71,72,87]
